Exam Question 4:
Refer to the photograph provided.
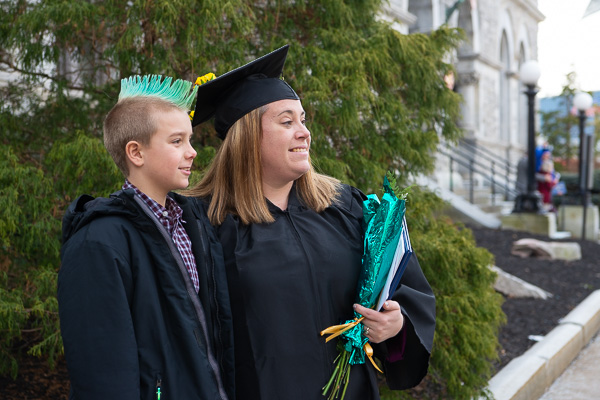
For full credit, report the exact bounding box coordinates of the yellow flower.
[195,72,216,86]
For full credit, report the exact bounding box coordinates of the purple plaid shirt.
[123,180,200,293]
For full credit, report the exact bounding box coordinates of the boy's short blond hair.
[103,75,198,177]
[104,97,184,176]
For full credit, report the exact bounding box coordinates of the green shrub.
[0,144,62,378]
[380,187,505,399]
[0,135,121,378]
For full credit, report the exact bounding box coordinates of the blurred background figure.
[536,147,561,210]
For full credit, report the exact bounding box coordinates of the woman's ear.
[125,141,144,167]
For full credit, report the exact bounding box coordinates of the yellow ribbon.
[320,316,383,374]
[320,316,365,343]
[363,342,383,373]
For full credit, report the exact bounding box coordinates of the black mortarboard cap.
[192,45,299,139]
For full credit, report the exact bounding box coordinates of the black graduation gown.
[216,184,435,400]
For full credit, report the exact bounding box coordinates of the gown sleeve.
[375,254,436,389]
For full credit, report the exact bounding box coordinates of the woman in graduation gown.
[187,45,436,400]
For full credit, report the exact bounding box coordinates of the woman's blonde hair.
[187,105,341,225]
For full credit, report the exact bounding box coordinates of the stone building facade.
[386,0,544,192]
[417,0,543,160]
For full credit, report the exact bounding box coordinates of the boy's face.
[139,109,196,200]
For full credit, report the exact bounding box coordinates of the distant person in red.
[536,149,559,207]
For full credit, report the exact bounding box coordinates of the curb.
[484,289,600,400]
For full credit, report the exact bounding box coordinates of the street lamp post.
[573,92,593,195]
[513,60,543,213]
[573,91,593,239]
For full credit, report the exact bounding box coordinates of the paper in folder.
[375,216,413,311]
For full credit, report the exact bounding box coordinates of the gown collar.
[266,181,304,213]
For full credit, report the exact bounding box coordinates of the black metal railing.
[459,138,518,187]
[438,140,519,206]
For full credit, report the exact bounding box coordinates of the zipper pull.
[156,378,162,400]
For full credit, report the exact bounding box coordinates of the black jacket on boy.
[58,190,234,400]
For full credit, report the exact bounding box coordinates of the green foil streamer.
[342,323,368,365]
[357,177,406,309]
[339,177,406,364]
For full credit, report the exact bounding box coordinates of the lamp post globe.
[520,60,541,86]
[574,91,593,112]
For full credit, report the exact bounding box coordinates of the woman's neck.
[263,180,294,211]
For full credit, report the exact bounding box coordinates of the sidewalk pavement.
[538,332,600,399]
[483,289,600,400]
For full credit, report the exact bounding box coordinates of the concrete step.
[482,201,515,216]
[416,175,501,229]
[451,188,507,206]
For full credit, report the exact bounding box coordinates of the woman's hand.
[354,301,404,344]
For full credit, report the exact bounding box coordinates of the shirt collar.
[122,180,183,222]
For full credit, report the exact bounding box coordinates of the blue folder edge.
[386,218,413,300]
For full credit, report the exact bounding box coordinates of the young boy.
[58,76,234,400]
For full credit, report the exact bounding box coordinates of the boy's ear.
[125,141,144,167]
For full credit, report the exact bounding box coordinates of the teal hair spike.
[118,75,198,111]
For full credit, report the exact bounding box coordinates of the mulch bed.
[0,356,69,399]
[468,225,600,371]
[2,226,599,399]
